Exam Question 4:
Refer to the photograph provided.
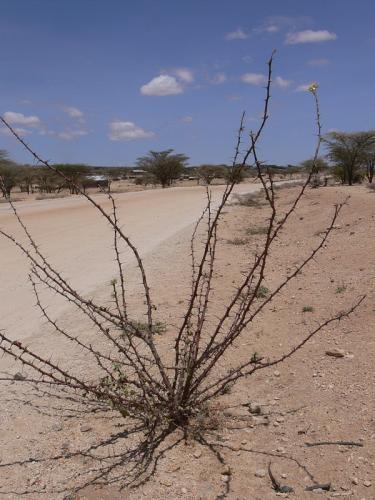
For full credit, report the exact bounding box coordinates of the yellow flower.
[308,82,319,93]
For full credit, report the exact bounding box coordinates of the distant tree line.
[1,129,374,198]
[0,157,112,197]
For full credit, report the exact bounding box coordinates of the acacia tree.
[0,150,19,197]
[198,164,225,185]
[136,149,189,187]
[0,59,365,496]
[54,164,90,194]
[224,164,246,184]
[324,131,375,185]
[17,166,36,194]
[364,151,375,183]
[300,157,329,187]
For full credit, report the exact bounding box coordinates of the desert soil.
[0,183,374,499]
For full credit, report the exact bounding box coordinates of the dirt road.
[0,183,258,344]
[0,184,374,499]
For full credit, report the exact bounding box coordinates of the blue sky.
[1,0,374,166]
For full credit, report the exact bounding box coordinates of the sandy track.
[0,183,258,345]
[0,184,374,499]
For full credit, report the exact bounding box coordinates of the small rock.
[281,473,287,479]
[222,465,231,475]
[61,441,70,453]
[193,450,202,459]
[276,447,285,453]
[241,440,248,445]
[253,416,269,426]
[80,424,92,433]
[363,480,371,487]
[249,403,262,415]
[13,372,26,381]
[351,477,359,485]
[181,487,188,494]
[221,474,230,482]
[255,469,266,478]
[276,416,285,423]
[169,465,181,472]
[51,423,63,432]
[273,370,281,377]
[160,479,172,487]
[325,349,345,358]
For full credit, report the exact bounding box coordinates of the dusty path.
[0,184,374,499]
[0,183,258,344]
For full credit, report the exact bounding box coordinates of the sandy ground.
[0,183,374,499]
[0,183,256,342]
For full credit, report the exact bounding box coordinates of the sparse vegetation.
[324,131,375,185]
[224,164,246,184]
[0,150,19,197]
[246,225,268,236]
[256,285,270,298]
[197,164,225,185]
[136,149,189,188]
[233,191,265,207]
[226,237,248,245]
[0,56,365,496]
[302,305,314,313]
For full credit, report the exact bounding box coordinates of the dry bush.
[233,191,266,208]
[273,180,305,191]
[0,55,364,497]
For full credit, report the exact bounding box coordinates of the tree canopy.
[324,131,375,185]
[136,149,189,188]
[197,165,225,185]
[0,150,19,197]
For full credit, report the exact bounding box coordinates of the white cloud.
[172,68,194,83]
[57,129,88,140]
[181,115,193,123]
[210,73,227,85]
[108,121,155,141]
[242,55,253,64]
[1,126,31,136]
[274,76,292,89]
[261,16,299,32]
[307,58,330,67]
[286,30,337,44]
[241,73,267,86]
[3,111,41,127]
[265,24,280,33]
[63,106,84,119]
[140,75,183,96]
[225,28,249,40]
